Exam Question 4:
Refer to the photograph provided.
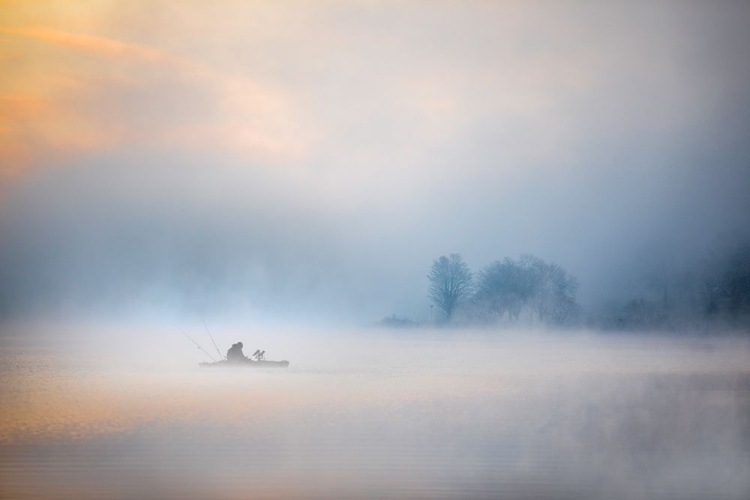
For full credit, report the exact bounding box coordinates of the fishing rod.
[202,320,225,360]
[175,325,217,362]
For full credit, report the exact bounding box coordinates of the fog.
[1,1,750,326]
[2,3,750,498]
[2,327,750,499]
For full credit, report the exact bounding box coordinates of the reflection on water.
[1,332,749,499]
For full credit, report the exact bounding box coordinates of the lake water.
[1,329,749,499]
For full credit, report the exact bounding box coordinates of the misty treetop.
[427,254,474,321]
[474,255,580,326]
[427,253,580,327]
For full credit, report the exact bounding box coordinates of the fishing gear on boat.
[175,325,216,362]
[202,320,224,360]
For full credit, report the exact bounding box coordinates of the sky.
[1,1,749,326]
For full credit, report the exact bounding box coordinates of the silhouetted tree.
[719,243,750,320]
[473,254,580,326]
[526,256,580,325]
[606,237,750,330]
[695,240,750,324]
[473,258,533,323]
[428,254,473,322]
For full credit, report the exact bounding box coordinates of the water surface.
[1,331,749,499]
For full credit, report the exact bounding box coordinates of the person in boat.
[226,342,248,363]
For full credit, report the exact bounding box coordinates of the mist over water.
[2,327,749,499]
[2,2,750,498]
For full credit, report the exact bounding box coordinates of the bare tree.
[473,254,580,326]
[428,254,473,322]
[473,258,532,323]
[526,256,580,325]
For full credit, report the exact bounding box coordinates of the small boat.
[199,359,289,368]
[176,326,288,368]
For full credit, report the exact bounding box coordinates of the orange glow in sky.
[0,1,306,187]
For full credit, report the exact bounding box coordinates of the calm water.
[1,330,749,499]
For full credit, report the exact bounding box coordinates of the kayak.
[199,359,289,368]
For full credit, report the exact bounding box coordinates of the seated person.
[226,342,247,363]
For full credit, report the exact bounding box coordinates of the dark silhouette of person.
[227,342,247,363]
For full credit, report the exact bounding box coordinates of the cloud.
[7,27,171,63]
[0,22,304,191]
[0,2,749,322]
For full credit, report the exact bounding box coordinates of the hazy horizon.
[2,1,750,327]
[2,4,750,497]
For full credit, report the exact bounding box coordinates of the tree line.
[423,240,750,331]
[427,253,580,326]
[594,239,750,331]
